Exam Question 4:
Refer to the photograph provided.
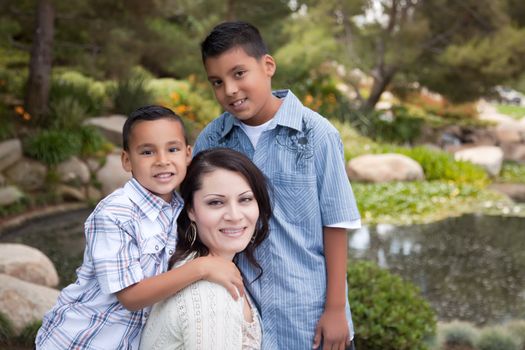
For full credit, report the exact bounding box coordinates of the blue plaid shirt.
[194,89,361,349]
[36,178,182,350]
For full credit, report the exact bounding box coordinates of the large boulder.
[0,186,24,206]
[84,115,126,147]
[0,273,59,335]
[0,243,59,287]
[96,152,131,196]
[4,158,47,191]
[347,153,425,183]
[454,146,504,177]
[0,139,23,172]
[57,156,91,185]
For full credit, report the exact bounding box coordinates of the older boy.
[194,22,361,349]
[36,105,243,349]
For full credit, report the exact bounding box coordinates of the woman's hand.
[198,255,244,299]
[312,306,351,350]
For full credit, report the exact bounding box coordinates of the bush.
[437,321,478,349]
[110,71,154,115]
[0,311,14,346]
[348,261,436,350]
[77,125,111,158]
[476,328,518,350]
[50,96,89,130]
[16,320,42,347]
[50,70,107,116]
[24,129,81,166]
[504,320,525,350]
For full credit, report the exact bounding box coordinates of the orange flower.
[22,112,31,121]
[170,91,180,102]
[15,106,24,115]
[304,94,314,106]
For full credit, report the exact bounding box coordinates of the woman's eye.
[207,200,223,206]
[240,196,254,203]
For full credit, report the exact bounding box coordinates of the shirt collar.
[124,178,183,221]
[220,89,303,137]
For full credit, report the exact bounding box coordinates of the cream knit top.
[139,279,261,350]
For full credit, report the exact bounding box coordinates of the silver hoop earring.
[188,222,197,247]
[250,231,257,244]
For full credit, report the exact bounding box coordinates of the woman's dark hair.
[169,148,271,282]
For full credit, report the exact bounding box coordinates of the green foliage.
[16,320,42,346]
[495,104,525,120]
[24,129,81,166]
[50,96,89,130]
[348,261,436,350]
[476,328,518,350]
[0,108,16,141]
[437,321,478,349]
[498,162,525,184]
[50,70,108,117]
[353,181,505,225]
[109,70,154,116]
[78,126,110,158]
[350,106,424,145]
[0,311,14,345]
[505,320,525,349]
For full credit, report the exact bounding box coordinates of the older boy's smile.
[204,47,282,126]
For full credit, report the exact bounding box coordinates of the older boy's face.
[121,118,191,202]
[204,47,280,126]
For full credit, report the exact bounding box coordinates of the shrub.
[476,328,518,350]
[109,71,154,115]
[16,320,42,347]
[0,311,14,345]
[499,162,525,184]
[437,320,478,349]
[504,320,525,350]
[24,129,81,166]
[348,261,436,350]
[50,70,107,116]
[77,125,111,158]
[50,96,89,130]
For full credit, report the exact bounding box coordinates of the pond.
[1,210,524,325]
[349,214,525,325]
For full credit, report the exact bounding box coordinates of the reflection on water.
[349,214,525,325]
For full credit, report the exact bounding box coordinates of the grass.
[498,162,525,184]
[495,104,525,120]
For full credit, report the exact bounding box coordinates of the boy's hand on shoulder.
[197,255,244,300]
[313,306,351,350]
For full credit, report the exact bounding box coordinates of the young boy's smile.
[121,118,191,202]
[204,47,282,126]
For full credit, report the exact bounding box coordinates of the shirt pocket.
[272,172,319,224]
[140,233,168,269]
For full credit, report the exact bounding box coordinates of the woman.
[140,148,271,350]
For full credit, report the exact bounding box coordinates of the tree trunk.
[362,67,397,112]
[25,0,54,124]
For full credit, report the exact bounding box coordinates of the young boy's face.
[204,47,280,126]
[121,118,191,202]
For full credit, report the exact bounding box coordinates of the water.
[349,214,525,325]
[1,210,524,325]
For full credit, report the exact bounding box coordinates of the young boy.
[36,105,244,349]
[194,22,361,349]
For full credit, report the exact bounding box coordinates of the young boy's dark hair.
[200,21,268,62]
[122,105,188,150]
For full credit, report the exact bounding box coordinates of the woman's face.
[188,168,260,260]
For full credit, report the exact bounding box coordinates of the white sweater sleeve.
[140,280,244,350]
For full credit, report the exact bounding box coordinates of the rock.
[454,146,504,177]
[0,139,23,172]
[347,153,425,183]
[56,185,87,201]
[0,243,59,287]
[57,156,91,185]
[0,273,59,335]
[494,125,523,144]
[500,143,525,163]
[489,183,525,202]
[0,173,5,186]
[5,158,47,191]
[96,152,131,196]
[84,115,127,147]
[0,186,23,206]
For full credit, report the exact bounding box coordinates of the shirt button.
[155,245,159,251]
[169,250,173,255]
[144,312,149,318]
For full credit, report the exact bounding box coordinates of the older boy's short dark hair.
[122,105,188,151]
[200,21,268,62]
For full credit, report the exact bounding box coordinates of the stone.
[500,143,525,163]
[5,158,47,191]
[347,153,425,183]
[454,145,504,177]
[0,186,24,206]
[84,115,127,147]
[57,185,86,201]
[0,273,59,335]
[57,156,91,185]
[0,243,59,287]
[489,183,525,202]
[96,153,131,196]
[0,138,23,172]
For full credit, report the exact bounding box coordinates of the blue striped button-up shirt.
[194,89,361,349]
[36,178,182,350]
